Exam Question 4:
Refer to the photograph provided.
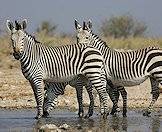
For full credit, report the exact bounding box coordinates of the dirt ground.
[0,68,162,111]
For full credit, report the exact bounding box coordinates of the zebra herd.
[6,19,162,119]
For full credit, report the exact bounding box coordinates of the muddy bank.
[0,69,162,110]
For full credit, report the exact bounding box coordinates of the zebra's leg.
[43,85,58,117]
[43,96,58,117]
[29,79,44,119]
[69,76,84,118]
[90,77,109,119]
[143,77,160,116]
[105,79,120,116]
[75,85,84,117]
[43,82,50,117]
[109,86,120,116]
[119,87,127,117]
[84,82,94,118]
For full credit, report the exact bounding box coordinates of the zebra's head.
[6,19,27,60]
[75,19,93,44]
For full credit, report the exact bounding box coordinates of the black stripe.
[147,61,162,72]
[82,65,101,71]
[152,71,162,76]
[84,59,102,63]
[143,52,162,73]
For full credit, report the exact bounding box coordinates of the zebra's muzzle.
[13,52,21,60]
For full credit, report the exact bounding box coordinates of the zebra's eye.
[85,37,89,39]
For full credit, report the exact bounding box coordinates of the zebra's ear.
[83,21,87,30]
[6,20,14,32]
[21,19,27,30]
[87,19,92,29]
[74,19,82,31]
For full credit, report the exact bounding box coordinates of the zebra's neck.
[89,33,113,55]
[20,32,41,67]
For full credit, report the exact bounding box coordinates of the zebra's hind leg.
[143,77,160,116]
[75,85,84,118]
[99,92,109,119]
[109,86,120,116]
[93,79,109,119]
[43,86,58,117]
[84,82,94,118]
[43,94,49,117]
[30,80,44,119]
[86,77,109,119]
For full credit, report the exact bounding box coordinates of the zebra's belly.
[44,75,79,83]
[109,76,148,87]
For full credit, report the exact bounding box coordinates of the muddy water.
[0,108,162,131]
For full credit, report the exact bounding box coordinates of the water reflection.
[34,114,162,132]
[0,109,161,131]
[109,116,127,131]
[34,115,129,131]
[151,116,160,132]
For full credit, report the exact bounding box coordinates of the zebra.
[75,19,161,117]
[6,19,109,119]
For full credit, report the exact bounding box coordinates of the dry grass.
[1,34,162,70]
[103,36,162,50]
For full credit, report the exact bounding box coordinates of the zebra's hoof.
[110,109,117,115]
[116,107,120,112]
[123,110,127,117]
[143,111,151,117]
[35,114,43,119]
[84,112,93,119]
[123,113,127,117]
[84,114,90,119]
[78,112,84,118]
[101,112,109,119]
[43,111,49,118]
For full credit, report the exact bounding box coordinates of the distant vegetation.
[100,14,147,38]
[36,21,57,36]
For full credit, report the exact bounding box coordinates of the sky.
[1,0,162,37]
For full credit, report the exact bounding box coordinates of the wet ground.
[0,108,162,131]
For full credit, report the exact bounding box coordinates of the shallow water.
[0,108,162,131]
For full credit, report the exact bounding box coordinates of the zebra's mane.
[92,33,109,48]
[24,31,40,44]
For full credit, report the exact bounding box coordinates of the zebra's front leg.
[119,87,127,117]
[30,80,44,119]
[143,77,159,116]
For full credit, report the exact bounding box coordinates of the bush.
[100,14,147,38]
[36,21,57,36]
